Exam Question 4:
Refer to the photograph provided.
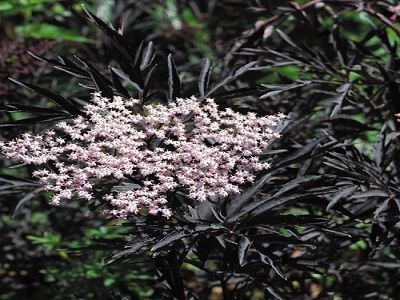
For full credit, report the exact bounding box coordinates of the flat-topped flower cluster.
[0,94,284,218]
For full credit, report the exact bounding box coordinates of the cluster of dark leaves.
[2,1,400,299]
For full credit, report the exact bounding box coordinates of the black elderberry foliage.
[1,1,400,299]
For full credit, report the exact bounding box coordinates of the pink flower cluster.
[0,93,284,218]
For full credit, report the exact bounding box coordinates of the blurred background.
[1,1,400,299]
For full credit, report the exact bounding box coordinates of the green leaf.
[103,277,115,287]
[349,240,367,250]
[15,23,94,43]
[0,2,13,11]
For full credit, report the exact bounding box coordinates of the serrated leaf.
[0,104,64,114]
[111,67,143,93]
[83,6,144,87]
[151,231,188,252]
[110,67,130,97]
[249,193,305,217]
[226,173,272,220]
[350,190,389,199]
[206,61,257,97]
[330,83,351,119]
[74,56,113,98]
[327,185,358,211]
[253,234,314,247]
[9,79,83,116]
[258,251,286,279]
[13,187,43,218]
[274,138,323,169]
[238,236,252,266]
[198,58,212,97]
[0,114,70,127]
[167,54,181,101]
[141,41,156,70]
[271,175,322,198]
